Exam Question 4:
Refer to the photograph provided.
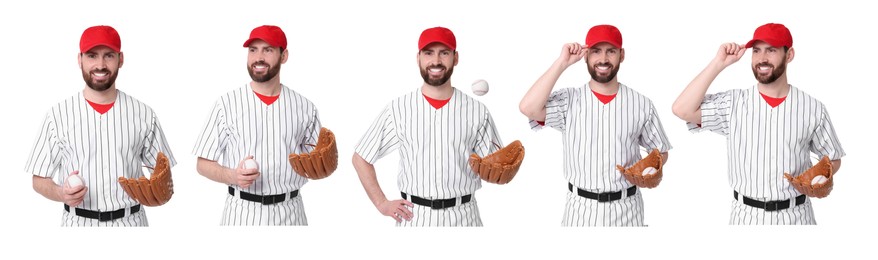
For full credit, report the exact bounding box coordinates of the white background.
[1,0,874,258]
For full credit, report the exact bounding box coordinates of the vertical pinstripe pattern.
[61,208,148,227]
[192,84,320,226]
[562,191,644,227]
[399,199,482,227]
[729,198,815,225]
[354,88,501,226]
[689,85,845,225]
[25,90,177,227]
[221,195,308,226]
[530,83,671,227]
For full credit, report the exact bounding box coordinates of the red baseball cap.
[745,23,792,48]
[243,25,287,49]
[80,25,121,53]
[418,27,456,50]
[585,24,622,48]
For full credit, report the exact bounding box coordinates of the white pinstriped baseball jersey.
[530,83,672,226]
[25,90,177,227]
[192,84,320,226]
[562,190,644,226]
[689,85,845,225]
[728,198,815,225]
[354,87,501,227]
[404,198,482,227]
[220,193,308,226]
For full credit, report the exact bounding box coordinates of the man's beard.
[420,65,453,86]
[587,61,620,83]
[248,60,282,83]
[752,59,787,84]
[82,68,118,91]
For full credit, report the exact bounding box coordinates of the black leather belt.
[734,191,806,211]
[229,187,299,205]
[64,204,141,222]
[568,183,637,202]
[401,192,472,210]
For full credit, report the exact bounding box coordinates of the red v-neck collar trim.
[254,91,280,105]
[759,92,787,108]
[423,94,451,109]
[591,90,617,104]
[86,99,114,114]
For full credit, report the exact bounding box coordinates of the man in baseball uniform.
[671,23,845,225]
[193,25,325,226]
[519,24,672,227]
[352,27,508,227]
[25,25,177,227]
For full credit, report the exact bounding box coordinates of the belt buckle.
[763,200,779,211]
[431,199,450,209]
[261,195,279,205]
[99,211,115,222]
[597,193,611,202]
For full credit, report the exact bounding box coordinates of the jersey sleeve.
[639,101,673,152]
[354,105,400,164]
[24,111,61,178]
[192,99,229,161]
[530,88,573,132]
[141,113,177,171]
[810,105,846,160]
[473,110,503,157]
[299,107,322,153]
[687,90,734,136]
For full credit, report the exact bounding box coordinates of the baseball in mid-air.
[244,159,259,170]
[811,175,828,186]
[471,79,489,96]
[66,174,84,189]
[642,167,657,176]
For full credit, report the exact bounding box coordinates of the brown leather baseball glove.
[469,140,525,185]
[784,156,833,198]
[289,127,338,180]
[118,152,173,206]
[616,149,663,188]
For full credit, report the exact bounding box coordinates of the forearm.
[831,159,841,174]
[32,175,62,202]
[661,152,669,165]
[672,59,725,123]
[352,153,388,208]
[520,60,568,121]
[196,157,232,185]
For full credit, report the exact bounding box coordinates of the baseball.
[244,159,259,170]
[66,174,84,189]
[642,167,657,176]
[471,79,489,96]
[811,175,828,186]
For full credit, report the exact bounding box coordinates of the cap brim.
[243,38,259,47]
[585,40,621,48]
[243,38,285,48]
[745,38,783,48]
[419,40,455,50]
[81,43,120,53]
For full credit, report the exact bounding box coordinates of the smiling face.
[78,45,123,91]
[247,40,286,83]
[750,41,791,84]
[418,42,457,87]
[585,42,624,84]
